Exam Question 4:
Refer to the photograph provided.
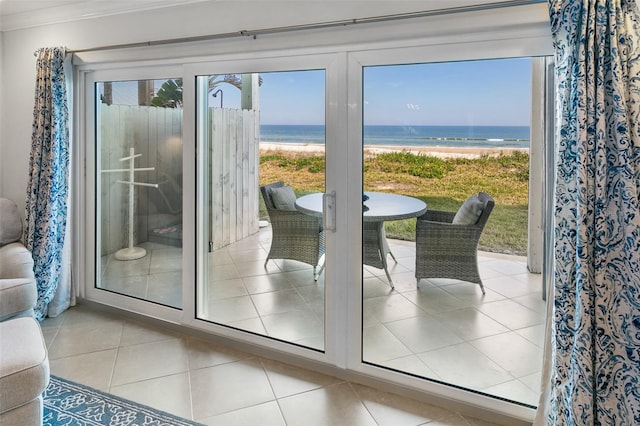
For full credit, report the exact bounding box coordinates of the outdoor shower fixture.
[211,89,223,107]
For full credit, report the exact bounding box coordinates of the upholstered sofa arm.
[0,278,37,321]
[0,242,36,321]
[0,243,35,280]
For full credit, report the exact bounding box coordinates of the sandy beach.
[260,142,528,159]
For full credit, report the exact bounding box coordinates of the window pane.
[197,71,326,351]
[361,58,544,407]
[95,79,183,308]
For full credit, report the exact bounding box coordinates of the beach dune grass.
[259,150,529,255]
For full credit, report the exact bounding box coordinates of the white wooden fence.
[99,104,183,254]
[99,104,259,255]
[209,107,260,251]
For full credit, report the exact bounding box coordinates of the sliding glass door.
[195,69,327,351]
[81,7,552,418]
[360,58,546,407]
[95,78,183,309]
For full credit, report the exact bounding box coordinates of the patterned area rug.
[44,375,203,426]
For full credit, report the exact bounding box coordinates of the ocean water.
[260,124,530,148]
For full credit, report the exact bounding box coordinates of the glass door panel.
[361,58,545,406]
[197,70,326,351]
[95,79,183,308]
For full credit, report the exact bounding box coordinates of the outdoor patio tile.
[519,371,543,393]
[271,259,314,272]
[260,310,324,344]
[225,237,264,252]
[362,323,413,363]
[469,331,543,378]
[104,256,151,278]
[386,270,420,292]
[477,299,545,330]
[251,288,309,316]
[207,277,249,300]
[149,247,183,273]
[384,315,464,353]
[229,248,268,263]
[242,273,293,294]
[482,275,540,299]
[282,269,322,287]
[364,293,427,323]
[403,288,467,313]
[418,343,514,389]
[433,307,509,341]
[206,295,260,323]
[208,263,242,281]
[440,283,506,306]
[226,317,267,335]
[100,274,148,299]
[515,323,546,347]
[237,260,284,277]
[378,355,440,379]
[146,270,182,307]
[209,249,234,266]
[363,276,395,298]
[481,378,539,407]
[295,285,325,316]
[512,292,547,314]
[480,258,528,277]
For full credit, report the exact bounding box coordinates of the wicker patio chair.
[260,182,325,280]
[363,221,396,287]
[415,192,494,294]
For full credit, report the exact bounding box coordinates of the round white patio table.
[295,192,427,288]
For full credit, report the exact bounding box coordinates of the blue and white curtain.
[539,0,640,423]
[23,47,70,321]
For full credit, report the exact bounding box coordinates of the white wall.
[0,29,3,195]
[1,1,468,210]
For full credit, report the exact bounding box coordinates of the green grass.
[260,150,530,255]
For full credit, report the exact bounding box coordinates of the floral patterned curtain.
[539,0,640,423]
[23,47,70,321]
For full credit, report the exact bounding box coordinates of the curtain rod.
[59,0,544,55]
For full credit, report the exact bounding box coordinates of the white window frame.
[80,65,185,324]
[73,3,553,422]
[181,54,347,365]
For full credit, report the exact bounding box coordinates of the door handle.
[323,191,336,232]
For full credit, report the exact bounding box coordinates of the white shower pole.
[102,147,158,261]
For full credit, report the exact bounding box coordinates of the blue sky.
[254,57,532,126]
[364,58,532,127]
[107,57,532,127]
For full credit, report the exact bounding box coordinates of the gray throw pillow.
[452,194,484,225]
[270,185,297,211]
[0,198,23,246]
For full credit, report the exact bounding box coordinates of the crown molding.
[0,0,211,31]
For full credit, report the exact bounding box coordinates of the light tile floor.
[43,304,502,425]
[98,226,546,413]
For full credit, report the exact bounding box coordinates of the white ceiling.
[0,0,539,32]
[0,0,211,30]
